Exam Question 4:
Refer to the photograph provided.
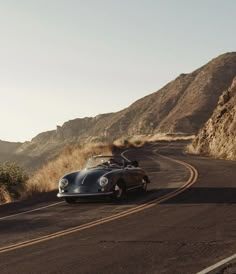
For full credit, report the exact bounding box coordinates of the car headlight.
[99,177,109,187]
[59,178,69,189]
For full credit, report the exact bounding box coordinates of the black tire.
[112,180,126,202]
[140,177,148,193]
[64,197,77,204]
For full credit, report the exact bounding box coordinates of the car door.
[124,166,141,189]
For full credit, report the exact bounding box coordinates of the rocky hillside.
[188,77,236,160]
[1,52,236,171]
[0,140,22,163]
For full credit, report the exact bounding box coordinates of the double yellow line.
[0,154,198,254]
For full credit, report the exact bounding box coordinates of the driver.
[108,158,120,168]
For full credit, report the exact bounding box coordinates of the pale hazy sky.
[0,0,235,142]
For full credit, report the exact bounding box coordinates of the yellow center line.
[0,152,198,254]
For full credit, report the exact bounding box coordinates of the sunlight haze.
[0,0,235,142]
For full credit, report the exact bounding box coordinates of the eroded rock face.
[189,77,236,160]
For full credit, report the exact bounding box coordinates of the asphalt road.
[0,141,235,274]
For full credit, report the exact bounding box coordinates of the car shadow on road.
[61,187,236,206]
[160,187,236,204]
[69,189,162,206]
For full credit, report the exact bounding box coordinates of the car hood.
[63,168,111,186]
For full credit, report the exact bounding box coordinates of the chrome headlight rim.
[99,176,109,187]
[59,178,69,189]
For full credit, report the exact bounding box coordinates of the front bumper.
[57,192,113,198]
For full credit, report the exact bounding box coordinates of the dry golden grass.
[1,134,195,203]
[114,134,195,148]
[185,143,200,155]
[0,185,12,204]
[148,133,195,142]
[24,142,113,197]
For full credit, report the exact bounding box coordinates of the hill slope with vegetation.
[1,52,236,171]
[188,77,236,160]
[0,142,113,203]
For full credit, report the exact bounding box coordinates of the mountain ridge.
[1,52,236,171]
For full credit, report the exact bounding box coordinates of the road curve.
[0,141,236,274]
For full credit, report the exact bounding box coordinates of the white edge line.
[0,149,140,221]
[153,144,236,274]
[150,147,236,274]
[0,145,198,253]
[0,201,64,221]
[196,253,236,274]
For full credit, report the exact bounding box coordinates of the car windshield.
[85,156,125,169]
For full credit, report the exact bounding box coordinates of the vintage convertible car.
[57,155,150,203]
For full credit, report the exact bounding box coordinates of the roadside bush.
[0,162,28,201]
[0,185,12,204]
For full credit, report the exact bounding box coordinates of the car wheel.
[64,197,77,204]
[140,177,148,193]
[113,180,126,202]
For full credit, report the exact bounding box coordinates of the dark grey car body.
[57,155,150,203]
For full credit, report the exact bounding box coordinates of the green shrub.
[0,162,28,200]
